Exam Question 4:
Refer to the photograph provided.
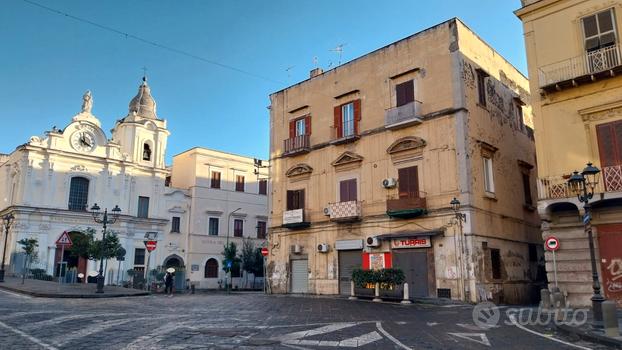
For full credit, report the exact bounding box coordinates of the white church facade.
[0,79,268,289]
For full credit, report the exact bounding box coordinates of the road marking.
[448,332,491,347]
[508,315,592,350]
[22,313,126,331]
[275,322,384,348]
[0,319,58,350]
[123,320,193,350]
[426,322,439,326]
[376,321,412,350]
[456,322,498,331]
[0,288,32,299]
[2,310,67,319]
[279,322,358,341]
[53,316,170,346]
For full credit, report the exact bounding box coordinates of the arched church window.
[205,258,218,278]
[143,143,152,161]
[68,177,89,211]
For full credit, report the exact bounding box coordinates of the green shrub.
[352,268,405,289]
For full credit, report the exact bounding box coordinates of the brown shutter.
[398,166,419,198]
[340,181,348,202]
[398,168,408,199]
[289,120,296,139]
[353,99,361,135]
[299,189,305,209]
[396,80,414,107]
[597,123,616,167]
[410,166,419,198]
[615,122,622,165]
[334,105,342,138]
[286,190,293,210]
[350,179,357,201]
[305,115,311,135]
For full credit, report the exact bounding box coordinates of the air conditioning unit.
[323,207,332,216]
[366,236,380,247]
[291,244,302,254]
[382,178,397,189]
[317,243,329,253]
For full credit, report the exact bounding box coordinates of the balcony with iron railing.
[538,44,622,91]
[328,200,362,222]
[330,121,360,145]
[538,165,622,200]
[283,134,310,156]
[385,101,423,130]
[386,191,427,218]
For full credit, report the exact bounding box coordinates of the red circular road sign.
[261,247,269,257]
[545,236,560,252]
[145,240,157,252]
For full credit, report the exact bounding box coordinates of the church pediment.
[286,163,313,177]
[331,151,363,167]
[387,136,426,154]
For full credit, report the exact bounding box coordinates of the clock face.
[70,131,97,153]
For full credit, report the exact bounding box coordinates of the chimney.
[310,68,323,78]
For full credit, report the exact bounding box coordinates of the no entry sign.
[144,240,157,252]
[261,247,269,257]
[545,236,560,252]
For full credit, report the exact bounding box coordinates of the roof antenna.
[313,56,319,68]
[285,66,295,78]
[142,66,148,82]
[329,43,347,65]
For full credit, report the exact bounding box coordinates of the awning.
[386,208,427,218]
[282,221,311,229]
[375,229,444,240]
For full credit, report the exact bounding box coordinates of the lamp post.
[225,207,242,293]
[0,213,15,282]
[90,203,121,293]
[450,198,468,301]
[567,162,605,330]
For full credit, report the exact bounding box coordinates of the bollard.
[372,282,382,302]
[191,284,195,294]
[540,289,551,310]
[602,300,620,337]
[348,281,357,300]
[401,283,412,304]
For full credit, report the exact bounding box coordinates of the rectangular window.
[295,118,306,136]
[395,80,414,107]
[483,157,495,193]
[515,102,525,131]
[398,166,419,199]
[339,179,357,202]
[208,217,219,236]
[582,9,617,52]
[522,173,533,206]
[259,179,267,195]
[171,216,180,233]
[257,221,267,239]
[235,175,245,192]
[342,102,355,137]
[211,171,221,189]
[134,248,146,265]
[286,189,305,210]
[490,248,501,280]
[596,120,622,167]
[234,219,244,237]
[476,69,488,106]
[68,177,89,211]
[289,115,311,138]
[137,196,149,218]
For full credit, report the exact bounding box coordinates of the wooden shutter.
[522,173,532,205]
[334,105,342,138]
[289,120,296,139]
[298,190,305,209]
[305,115,311,135]
[340,179,357,202]
[396,80,414,107]
[597,122,619,167]
[353,99,361,135]
[286,190,294,210]
[398,166,419,199]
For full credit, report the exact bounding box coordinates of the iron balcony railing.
[386,192,427,212]
[537,165,622,200]
[538,44,621,88]
[283,134,310,155]
[385,101,423,129]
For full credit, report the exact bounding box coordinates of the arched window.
[143,143,152,161]
[205,258,218,278]
[68,177,89,211]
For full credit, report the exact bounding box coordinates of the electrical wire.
[20,0,285,85]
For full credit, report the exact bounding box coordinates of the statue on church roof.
[81,90,93,114]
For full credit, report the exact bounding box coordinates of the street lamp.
[450,198,468,301]
[90,203,121,293]
[0,213,15,282]
[567,162,605,330]
[225,207,242,293]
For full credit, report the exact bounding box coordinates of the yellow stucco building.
[266,18,543,304]
[516,0,622,307]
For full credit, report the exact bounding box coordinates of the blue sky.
[1,0,526,162]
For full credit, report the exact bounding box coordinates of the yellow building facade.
[267,19,543,304]
[516,0,622,306]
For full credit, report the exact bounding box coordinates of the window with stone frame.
[582,8,617,53]
[479,142,498,195]
[234,219,244,237]
[68,177,89,211]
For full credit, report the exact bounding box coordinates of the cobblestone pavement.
[0,289,609,349]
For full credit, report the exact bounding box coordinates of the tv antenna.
[285,66,295,78]
[329,43,347,65]
[313,56,319,67]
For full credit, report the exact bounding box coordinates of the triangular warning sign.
[56,231,73,246]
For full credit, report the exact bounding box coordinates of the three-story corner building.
[267,18,544,304]
[516,0,622,306]
[166,148,269,289]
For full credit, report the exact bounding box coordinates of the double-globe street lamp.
[0,213,15,282]
[567,162,606,330]
[90,203,121,294]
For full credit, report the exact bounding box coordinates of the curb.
[0,284,150,298]
[553,323,622,349]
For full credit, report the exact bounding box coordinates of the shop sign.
[391,236,431,249]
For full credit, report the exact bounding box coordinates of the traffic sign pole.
[545,236,560,288]
[553,249,558,288]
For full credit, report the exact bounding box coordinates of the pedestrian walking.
[164,271,174,297]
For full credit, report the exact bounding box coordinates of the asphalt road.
[0,289,608,349]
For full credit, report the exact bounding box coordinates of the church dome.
[128,77,157,119]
